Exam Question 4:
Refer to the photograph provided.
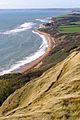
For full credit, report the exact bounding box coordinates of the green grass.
[72,21,80,25]
[0,73,30,106]
[55,14,71,20]
[58,20,80,33]
[58,25,80,33]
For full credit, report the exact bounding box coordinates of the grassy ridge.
[0,51,80,119]
[0,13,80,109]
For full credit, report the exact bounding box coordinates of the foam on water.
[32,31,48,49]
[0,31,48,76]
[0,22,35,35]
[0,49,45,75]
[36,18,49,23]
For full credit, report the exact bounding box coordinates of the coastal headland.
[0,13,80,119]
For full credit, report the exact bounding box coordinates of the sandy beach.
[17,29,55,74]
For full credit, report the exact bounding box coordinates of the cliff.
[0,51,80,119]
[0,13,80,120]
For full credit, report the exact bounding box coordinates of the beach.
[0,9,69,76]
[18,29,55,74]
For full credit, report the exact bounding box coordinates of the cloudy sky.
[0,0,80,9]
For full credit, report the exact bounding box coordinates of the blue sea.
[0,9,72,75]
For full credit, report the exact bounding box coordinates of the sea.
[0,9,72,75]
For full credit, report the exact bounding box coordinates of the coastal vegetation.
[56,14,80,33]
[0,13,80,119]
[58,25,80,33]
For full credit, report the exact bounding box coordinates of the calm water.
[0,9,71,75]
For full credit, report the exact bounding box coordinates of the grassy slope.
[0,71,43,106]
[1,33,80,107]
[0,51,80,119]
[58,25,80,33]
[57,15,80,33]
[57,14,80,33]
[0,73,22,106]
[0,14,80,105]
[0,14,80,119]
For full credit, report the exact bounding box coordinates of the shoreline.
[0,29,55,76]
[17,29,55,74]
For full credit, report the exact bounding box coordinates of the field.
[58,21,80,33]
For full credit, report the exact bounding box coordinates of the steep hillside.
[0,14,80,107]
[0,14,80,120]
[0,51,80,120]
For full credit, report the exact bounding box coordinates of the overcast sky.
[0,0,80,9]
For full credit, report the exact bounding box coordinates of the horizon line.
[0,8,80,10]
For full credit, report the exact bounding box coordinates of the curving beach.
[0,29,55,76]
[18,29,55,74]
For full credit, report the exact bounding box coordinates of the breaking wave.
[0,30,48,76]
[36,18,49,23]
[0,22,35,35]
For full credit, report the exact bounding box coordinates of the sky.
[0,0,80,9]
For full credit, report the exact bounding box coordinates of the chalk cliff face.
[0,51,80,120]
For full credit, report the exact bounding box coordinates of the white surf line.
[32,30,48,49]
[0,30,48,76]
[0,22,36,35]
